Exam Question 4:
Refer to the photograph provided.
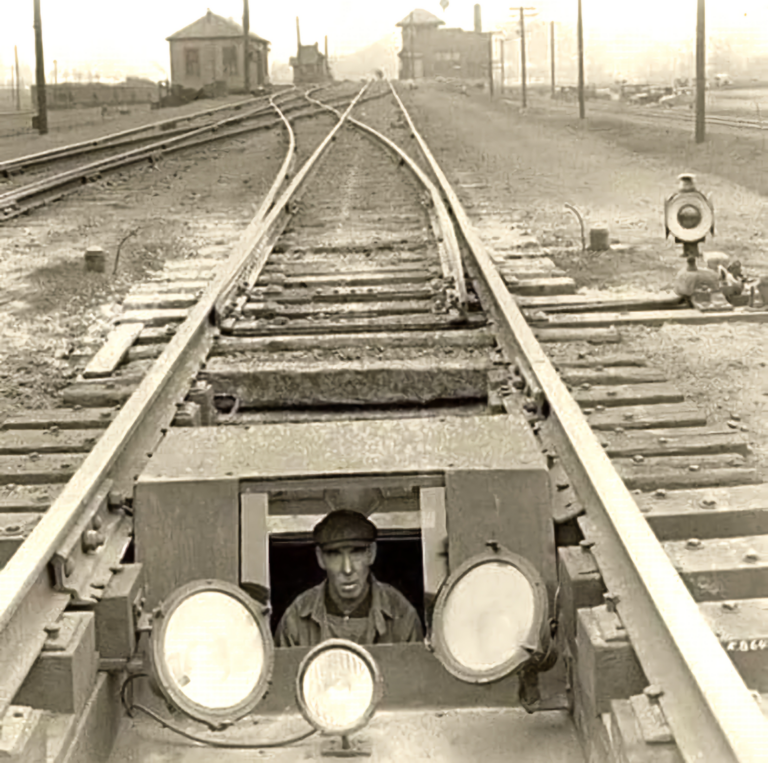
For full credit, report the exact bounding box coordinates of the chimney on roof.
[474,4,482,33]
[296,17,301,49]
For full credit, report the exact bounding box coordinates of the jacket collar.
[299,576,393,637]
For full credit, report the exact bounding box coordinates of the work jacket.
[275,576,424,647]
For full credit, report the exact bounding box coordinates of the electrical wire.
[120,673,316,749]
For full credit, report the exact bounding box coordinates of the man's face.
[316,542,377,604]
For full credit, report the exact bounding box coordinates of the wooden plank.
[533,327,621,344]
[552,354,648,368]
[562,366,667,386]
[533,307,768,328]
[225,312,488,336]
[82,323,145,379]
[0,454,84,484]
[0,429,101,455]
[140,278,208,291]
[517,293,686,311]
[1,409,116,430]
[211,329,496,354]
[116,308,189,326]
[163,258,221,270]
[664,535,768,601]
[502,276,577,296]
[271,270,435,288]
[588,402,707,430]
[699,598,768,691]
[120,293,197,310]
[0,513,42,567]
[242,299,436,320]
[600,426,750,459]
[62,377,143,408]
[201,356,492,408]
[574,382,683,408]
[249,283,434,303]
[637,484,768,541]
[135,326,176,345]
[262,259,434,276]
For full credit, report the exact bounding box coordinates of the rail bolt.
[603,592,620,613]
[579,539,595,551]
[643,685,664,702]
[44,623,61,638]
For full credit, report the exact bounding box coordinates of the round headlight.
[430,548,549,684]
[149,580,274,725]
[296,639,383,735]
[678,204,702,229]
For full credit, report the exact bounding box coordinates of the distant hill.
[331,34,400,81]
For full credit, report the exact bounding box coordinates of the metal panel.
[241,492,270,602]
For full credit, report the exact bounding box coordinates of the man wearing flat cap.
[275,510,424,647]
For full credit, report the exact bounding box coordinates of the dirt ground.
[399,83,768,476]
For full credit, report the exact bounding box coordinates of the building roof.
[396,9,445,27]
[167,10,268,43]
[290,43,324,67]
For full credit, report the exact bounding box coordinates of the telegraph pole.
[577,0,585,119]
[499,36,505,94]
[550,21,555,97]
[14,46,21,111]
[695,0,705,143]
[243,0,250,92]
[511,7,536,109]
[33,0,48,134]
[488,34,494,97]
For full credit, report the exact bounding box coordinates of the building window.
[223,46,238,76]
[185,48,200,77]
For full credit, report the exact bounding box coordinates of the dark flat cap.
[313,510,377,549]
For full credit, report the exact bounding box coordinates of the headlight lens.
[297,640,382,734]
[678,203,703,229]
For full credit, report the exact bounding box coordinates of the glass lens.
[678,204,703,229]
[163,591,264,709]
[442,562,535,671]
[301,649,375,732]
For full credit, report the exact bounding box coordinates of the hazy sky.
[1,1,766,81]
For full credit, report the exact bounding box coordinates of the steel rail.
[303,90,468,311]
[0,93,275,176]
[389,81,768,763]
[0,89,382,222]
[0,82,369,718]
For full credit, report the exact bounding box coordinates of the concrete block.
[14,612,97,715]
[94,564,143,660]
[0,706,46,762]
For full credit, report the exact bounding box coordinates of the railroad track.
[0,79,765,763]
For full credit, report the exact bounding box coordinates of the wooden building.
[166,10,270,94]
[397,7,490,81]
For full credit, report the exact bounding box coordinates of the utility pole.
[511,7,536,109]
[488,33,494,97]
[33,0,48,134]
[14,46,21,111]
[550,21,555,97]
[695,0,705,143]
[500,37,505,94]
[243,0,250,92]
[577,0,585,119]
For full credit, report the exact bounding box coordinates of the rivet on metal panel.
[643,685,664,702]
[686,538,702,549]
[603,592,620,613]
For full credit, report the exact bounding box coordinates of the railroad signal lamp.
[664,173,714,244]
[296,639,383,737]
[148,579,275,726]
[428,546,551,684]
